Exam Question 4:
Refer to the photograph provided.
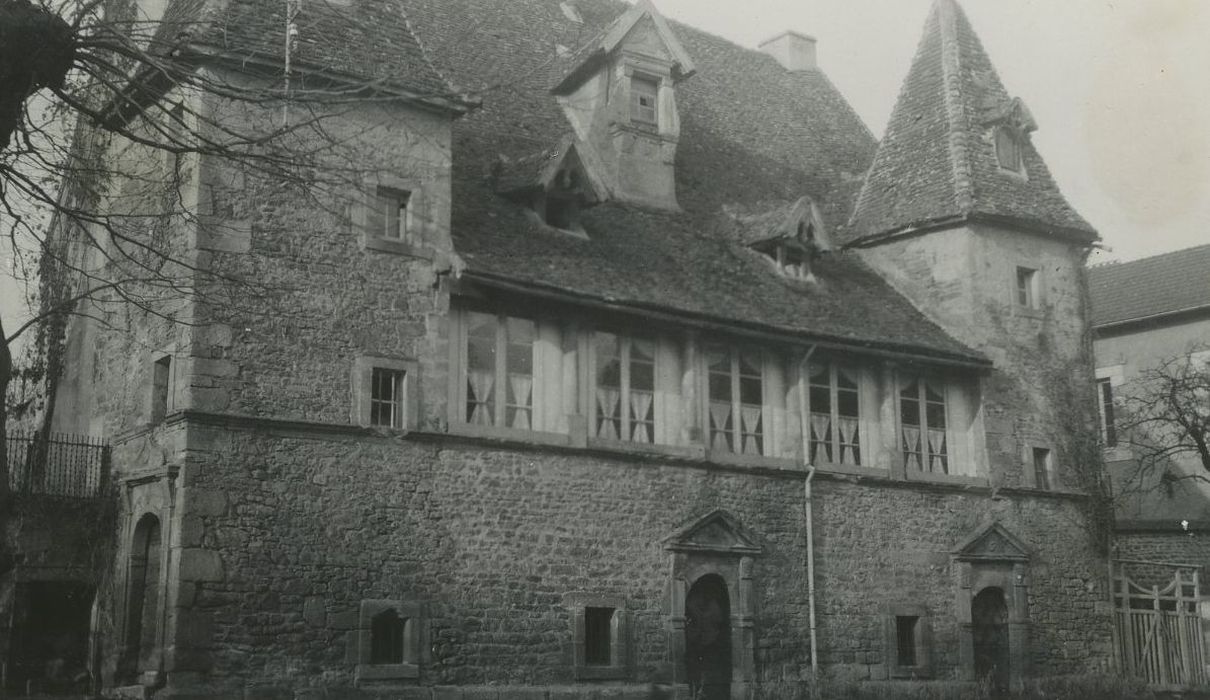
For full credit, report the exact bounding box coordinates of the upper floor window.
[1032,447,1052,490]
[707,346,764,455]
[594,332,656,443]
[369,186,412,242]
[994,126,1023,174]
[1015,266,1038,308]
[630,76,659,125]
[808,363,861,466]
[370,368,405,428]
[900,377,948,474]
[150,353,173,422]
[465,312,535,430]
[1097,378,1117,447]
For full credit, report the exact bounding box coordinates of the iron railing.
[4,431,110,498]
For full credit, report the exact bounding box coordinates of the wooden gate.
[1113,562,1207,689]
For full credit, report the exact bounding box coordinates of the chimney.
[758,31,817,72]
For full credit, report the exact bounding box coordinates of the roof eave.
[1093,303,1210,335]
[457,269,991,370]
[846,212,1099,249]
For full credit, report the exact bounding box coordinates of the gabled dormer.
[493,137,605,234]
[552,0,695,210]
[732,196,831,281]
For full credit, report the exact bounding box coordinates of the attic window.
[760,242,811,280]
[630,76,659,125]
[994,126,1024,174]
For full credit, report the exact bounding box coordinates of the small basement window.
[896,616,918,667]
[584,606,614,666]
[886,606,931,678]
[356,600,422,683]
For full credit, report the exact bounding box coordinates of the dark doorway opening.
[120,513,162,683]
[685,574,731,700]
[972,586,1010,691]
[4,580,94,694]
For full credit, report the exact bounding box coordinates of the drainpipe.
[797,347,819,677]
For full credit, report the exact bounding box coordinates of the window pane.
[595,333,622,439]
[506,318,535,376]
[631,77,658,123]
[505,318,534,429]
[707,347,731,402]
[837,387,859,418]
[370,368,403,428]
[900,387,920,427]
[629,338,655,392]
[740,375,762,406]
[466,312,497,425]
[925,401,946,430]
[809,385,831,415]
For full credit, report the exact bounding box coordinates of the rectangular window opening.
[1016,266,1037,308]
[707,346,764,456]
[900,378,947,474]
[808,363,862,466]
[1098,378,1117,447]
[584,606,614,666]
[151,355,172,422]
[896,616,919,667]
[630,76,658,125]
[370,367,406,428]
[371,186,412,241]
[464,312,535,430]
[1032,447,1051,490]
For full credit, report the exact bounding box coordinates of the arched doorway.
[972,587,1009,691]
[121,514,161,682]
[685,574,731,700]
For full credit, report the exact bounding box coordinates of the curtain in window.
[508,375,532,430]
[741,406,763,455]
[710,401,733,451]
[902,426,922,471]
[630,391,653,443]
[837,416,860,466]
[596,387,621,439]
[467,371,495,425]
[810,414,832,463]
[927,429,947,474]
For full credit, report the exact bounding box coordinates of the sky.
[651,0,1210,265]
[3,0,1207,338]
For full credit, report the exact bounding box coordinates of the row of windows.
[441,308,983,476]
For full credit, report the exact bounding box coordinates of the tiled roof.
[398,0,985,363]
[845,0,1096,245]
[164,0,457,100]
[1089,244,1210,328]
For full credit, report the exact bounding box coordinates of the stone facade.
[31,0,1123,698]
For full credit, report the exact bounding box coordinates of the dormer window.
[630,76,659,125]
[994,126,1024,174]
[772,243,811,280]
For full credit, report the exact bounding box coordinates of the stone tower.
[846,0,1101,489]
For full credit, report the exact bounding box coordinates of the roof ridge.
[1094,243,1210,270]
[937,0,975,213]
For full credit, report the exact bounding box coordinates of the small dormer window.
[994,126,1023,174]
[630,76,659,125]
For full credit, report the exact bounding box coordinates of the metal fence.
[5,431,110,498]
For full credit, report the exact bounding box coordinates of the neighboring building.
[1089,245,1210,569]
[24,0,1117,697]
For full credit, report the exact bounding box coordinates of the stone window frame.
[355,599,423,683]
[355,173,434,259]
[563,592,629,680]
[148,348,175,423]
[1022,444,1055,490]
[351,355,419,430]
[884,603,932,679]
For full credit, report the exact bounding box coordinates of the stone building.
[1090,246,1210,578]
[39,0,1116,697]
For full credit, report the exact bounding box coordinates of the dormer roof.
[845,0,1096,246]
[493,136,606,204]
[552,0,696,94]
[731,196,831,251]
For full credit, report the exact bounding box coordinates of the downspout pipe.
[797,347,819,678]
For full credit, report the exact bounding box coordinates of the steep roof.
[845,0,1096,245]
[399,0,984,364]
[156,0,459,103]
[1089,244,1210,328]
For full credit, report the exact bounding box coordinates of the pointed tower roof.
[845,0,1097,246]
